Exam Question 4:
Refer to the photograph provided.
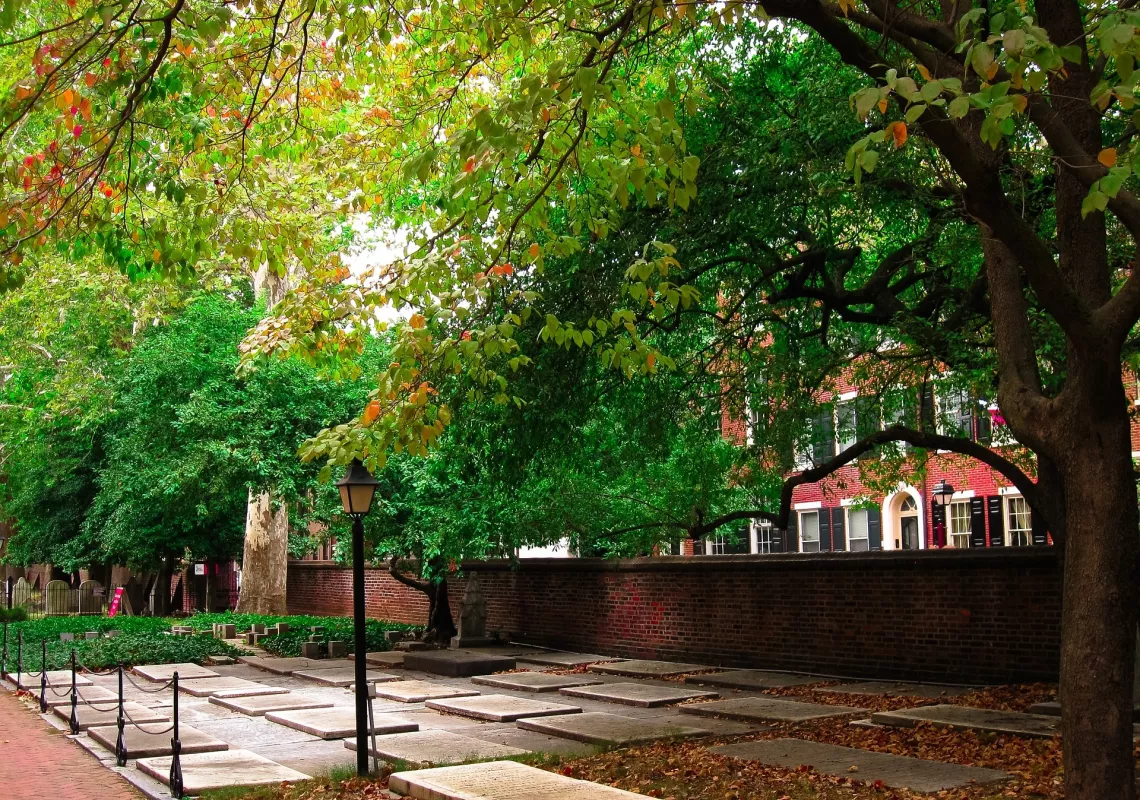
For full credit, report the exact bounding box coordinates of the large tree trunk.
[425,579,457,644]
[235,489,289,614]
[151,562,173,616]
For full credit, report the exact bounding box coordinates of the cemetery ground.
[0,614,1119,800]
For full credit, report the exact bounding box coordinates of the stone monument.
[450,573,496,648]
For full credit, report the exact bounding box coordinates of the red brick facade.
[287,549,1062,684]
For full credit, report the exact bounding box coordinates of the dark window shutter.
[931,502,946,548]
[787,511,799,553]
[969,497,987,548]
[919,385,936,431]
[811,406,835,466]
[771,525,785,553]
[987,496,1005,547]
[831,507,847,551]
[819,508,832,552]
[856,395,881,460]
[867,507,882,551]
[729,526,750,554]
[1031,509,1048,546]
[692,537,705,556]
[975,405,992,444]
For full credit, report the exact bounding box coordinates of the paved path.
[0,690,140,800]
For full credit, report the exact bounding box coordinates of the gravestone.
[136,749,311,794]
[275,622,290,634]
[450,573,495,648]
[84,631,99,640]
[11,577,32,609]
[327,641,347,658]
[45,580,71,615]
[59,632,75,642]
[345,730,529,765]
[389,761,643,799]
[105,629,121,638]
[251,623,267,635]
[518,712,711,746]
[301,642,321,658]
[217,623,236,639]
[77,580,102,614]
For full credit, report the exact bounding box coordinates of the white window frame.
[799,511,821,553]
[1005,495,1032,547]
[846,508,869,552]
[753,521,773,554]
[948,500,972,548]
[835,399,857,453]
[706,533,728,555]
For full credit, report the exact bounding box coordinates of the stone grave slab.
[210,692,335,717]
[265,707,419,740]
[425,693,581,722]
[344,729,528,765]
[824,681,971,699]
[292,667,401,687]
[88,723,229,759]
[7,670,92,688]
[391,760,643,799]
[55,700,168,731]
[685,670,818,690]
[518,712,710,746]
[1028,700,1140,721]
[137,748,310,794]
[177,677,283,698]
[871,704,1060,739]
[132,663,219,682]
[590,659,713,678]
[40,684,117,708]
[404,650,515,677]
[711,739,1011,793]
[681,696,866,723]
[559,681,717,708]
[255,739,356,776]
[516,652,621,667]
[372,679,481,703]
[473,672,603,693]
[351,651,405,668]
[238,656,353,675]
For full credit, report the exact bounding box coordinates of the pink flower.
[72,125,83,138]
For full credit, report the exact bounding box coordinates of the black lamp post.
[932,479,955,507]
[336,458,380,777]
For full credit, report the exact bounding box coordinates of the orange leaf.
[363,400,381,424]
[630,143,642,157]
[890,121,907,149]
[1010,94,1027,113]
[409,313,426,329]
[152,249,161,263]
[84,72,97,88]
[877,97,888,114]
[1098,148,1118,168]
[985,61,999,80]
[917,64,933,81]
[62,89,74,106]
[540,107,551,123]
[528,243,540,259]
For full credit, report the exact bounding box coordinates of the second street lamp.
[336,458,380,777]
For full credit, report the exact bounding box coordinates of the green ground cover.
[186,613,421,657]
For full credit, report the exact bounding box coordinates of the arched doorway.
[882,487,925,551]
[898,496,920,550]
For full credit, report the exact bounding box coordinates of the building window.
[810,406,835,466]
[847,509,869,551]
[1006,496,1032,546]
[706,533,727,555]
[754,521,773,554]
[949,501,972,548]
[835,400,857,452]
[800,511,820,553]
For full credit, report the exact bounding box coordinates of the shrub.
[0,606,29,623]
[186,612,421,657]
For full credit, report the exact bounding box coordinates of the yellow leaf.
[1010,94,1027,113]
[917,64,932,81]
[1098,148,1118,168]
[409,313,426,329]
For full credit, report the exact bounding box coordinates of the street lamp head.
[932,479,955,507]
[336,458,379,519]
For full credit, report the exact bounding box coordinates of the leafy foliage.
[185,612,420,657]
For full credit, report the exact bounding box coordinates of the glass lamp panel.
[348,483,376,515]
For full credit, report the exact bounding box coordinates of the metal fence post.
[68,649,79,735]
[15,629,22,691]
[115,664,126,767]
[39,640,47,713]
[1,621,7,681]
[169,671,183,799]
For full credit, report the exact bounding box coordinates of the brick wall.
[288,548,1061,684]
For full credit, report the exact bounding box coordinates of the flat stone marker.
[177,677,283,698]
[211,685,292,700]
[559,682,718,708]
[210,692,335,717]
[351,651,405,667]
[516,651,621,667]
[1028,700,1140,721]
[137,748,310,794]
[824,681,970,699]
[711,739,1011,792]
[292,667,401,687]
[426,693,582,722]
[472,672,603,693]
[685,670,818,690]
[55,701,168,731]
[88,723,229,759]
[405,650,515,677]
[132,662,219,682]
[238,656,354,675]
[344,730,528,765]
[681,696,866,723]
[518,712,710,746]
[265,707,419,739]
[372,679,481,703]
[871,704,1060,739]
[390,760,643,799]
[7,670,92,688]
[590,659,713,678]
[41,684,118,708]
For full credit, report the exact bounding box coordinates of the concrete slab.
[40,684,118,708]
[238,656,354,675]
[207,685,290,700]
[209,692,335,717]
[292,667,401,687]
[345,729,528,765]
[871,704,1060,739]
[372,680,482,703]
[590,659,713,678]
[265,707,419,739]
[516,652,621,667]
[55,701,168,731]
[6,670,92,688]
[405,650,515,677]
[390,760,644,799]
[518,712,710,746]
[558,682,717,708]
[681,696,866,723]
[824,681,971,699]
[472,673,603,693]
[351,651,406,668]
[88,723,229,759]
[131,663,219,682]
[426,693,582,722]
[711,738,1011,792]
[1028,700,1140,721]
[255,739,356,776]
[177,677,284,698]
[685,670,818,690]
[136,748,311,793]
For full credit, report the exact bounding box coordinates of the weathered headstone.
[217,623,236,639]
[450,573,495,648]
[251,623,267,635]
[327,640,346,658]
[385,630,405,643]
[275,622,290,634]
[84,631,99,640]
[45,579,70,615]
[301,642,321,658]
[77,580,102,614]
[59,632,75,642]
[11,577,32,609]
